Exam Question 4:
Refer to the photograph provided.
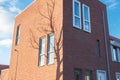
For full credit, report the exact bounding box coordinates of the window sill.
[73,26,82,30]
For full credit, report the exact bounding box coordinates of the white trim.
[82,4,91,32]
[96,70,107,80]
[73,0,81,29]
[111,45,120,62]
[15,0,36,18]
[110,40,120,47]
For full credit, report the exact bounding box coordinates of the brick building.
[0,65,9,80]
[109,36,120,80]
[0,65,9,75]
[8,0,120,80]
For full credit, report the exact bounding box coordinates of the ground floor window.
[116,72,120,80]
[85,70,92,80]
[74,69,82,80]
[97,70,106,80]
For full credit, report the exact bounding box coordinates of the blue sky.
[0,0,120,65]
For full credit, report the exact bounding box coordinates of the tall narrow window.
[74,69,82,80]
[39,37,46,66]
[16,26,20,45]
[47,33,54,64]
[97,40,101,58]
[112,46,118,62]
[73,0,81,28]
[83,4,91,32]
[118,49,120,62]
[85,70,92,80]
[116,72,120,80]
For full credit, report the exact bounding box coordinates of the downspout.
[102,10,111,80]
[14,49,19,80]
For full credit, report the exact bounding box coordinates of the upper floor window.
[73,0,81,28]
[15,26,20,45]
[96,40,101,58]
[116,72,120,80]
[111,45,120,62]
[83,4,91,32]
[39,37,46,66]
[47,33,54,64]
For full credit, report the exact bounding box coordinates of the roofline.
[98,0,106,6]
[15,0,36,18]
[1,68,9,72]
[110,35,120,42]
[0,64,9,66]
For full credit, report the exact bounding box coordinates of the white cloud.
[10,0,18,6]
[9,6,21,13]
[0,39,12,47]
[0,6,15,39]
[0,0,7,2]
[108,2,118,9]
[0,0,21,39]
[105,0,118,9]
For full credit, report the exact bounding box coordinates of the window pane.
[48,33,54,64]
[84,6,89,21]
[48,53,54,64]
[116,73,120,80]
[40,38,45,54]
[39,55,44,66]
[48,34,54,53]
[85,70,92,80]
[97,70,106,80]
[83,4,90,32]
[73,0,81,28]
[75,17,80,27]
[74,69,82,80]
[84,21,90,31]
[113,47,118,61]
[118,49,120,62]
[39,37,45,66]
[74,1,80,16]
[16,26,20,45]
[97,40,101,58]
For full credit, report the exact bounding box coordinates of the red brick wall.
[63,0,110,80]
[109,36,120,80]
[9,0,63,80]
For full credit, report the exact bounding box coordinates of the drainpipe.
[102,10,111,80]
[14,49,19,80]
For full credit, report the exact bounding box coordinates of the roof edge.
[15,0,36,18]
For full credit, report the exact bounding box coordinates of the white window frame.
[82,4,91,32]
[16,26,20,45]
[96,70,107,80]
[47,33,54,65]
[111,45,118,62]
[116,72,120,80]
[111,45,120,62]
[73,0,81,29]
[39,37,46,66]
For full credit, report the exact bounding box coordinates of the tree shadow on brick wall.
[29,0,63,80]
